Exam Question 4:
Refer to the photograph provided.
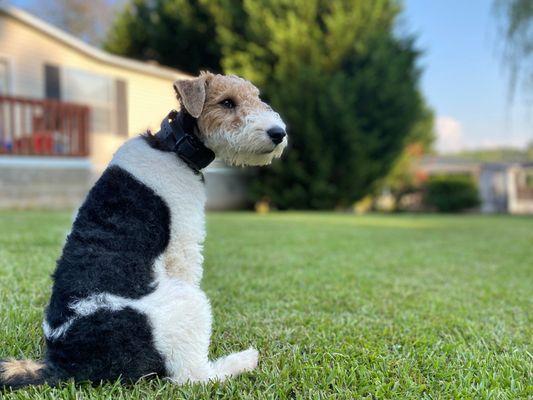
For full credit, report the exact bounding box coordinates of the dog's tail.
[0,358,64,390]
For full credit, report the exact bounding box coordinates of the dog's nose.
[267,126,286,145]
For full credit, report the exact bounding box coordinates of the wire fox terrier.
[0,72,287,389]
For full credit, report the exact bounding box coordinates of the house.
[418,156,533,214]
[0,5,246,209]
[478,162,533,214]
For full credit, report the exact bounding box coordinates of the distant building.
[0,5,246,210]
[478,162,533,214]
[419,156,533,214]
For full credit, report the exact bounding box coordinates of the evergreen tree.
[104,0,222,73]
[205,0,425,208]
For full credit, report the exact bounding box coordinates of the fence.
[0,95,90,156]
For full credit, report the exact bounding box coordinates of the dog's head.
[173,72,287,166]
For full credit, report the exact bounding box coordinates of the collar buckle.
[174,134,214,172]
[155,110,215,173]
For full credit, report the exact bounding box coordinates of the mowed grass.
[0,211,531,399]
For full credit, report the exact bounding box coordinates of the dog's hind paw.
[238,347,259,372]
[210,347,259,380]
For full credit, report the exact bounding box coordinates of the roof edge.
[0,4,191,80]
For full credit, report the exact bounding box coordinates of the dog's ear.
[173,75,209,118]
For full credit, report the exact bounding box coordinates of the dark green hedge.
[424,175,480,212]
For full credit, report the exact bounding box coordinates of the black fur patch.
[46,165,170,328]
[46,308,167,383]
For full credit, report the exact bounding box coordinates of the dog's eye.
[219,99,236,109]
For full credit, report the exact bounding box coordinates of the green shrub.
[424,175,480,212]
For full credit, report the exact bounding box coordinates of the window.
[525,171,533,188]
[45,64,61,99]
[0,59,10,94]
[62,68,117,134]
[116,80,128,135]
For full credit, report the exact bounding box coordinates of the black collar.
[153,110,215,173]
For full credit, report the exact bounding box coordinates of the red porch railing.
[0,95,90,157]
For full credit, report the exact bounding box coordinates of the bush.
[424,175,480,212]
[228,1,425,209]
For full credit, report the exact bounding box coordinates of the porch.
[0,95,92,209]
[0,95,89,157]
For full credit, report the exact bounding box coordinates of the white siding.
[0,12,189,170]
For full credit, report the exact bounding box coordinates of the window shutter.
[44,64,61,99]
[0,59,10,94]
[116,79,128,135]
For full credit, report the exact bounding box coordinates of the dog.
[0,72,287,390]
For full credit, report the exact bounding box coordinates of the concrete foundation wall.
[0,157,248,211]
[0,157,92,209]
[205,166,248,210]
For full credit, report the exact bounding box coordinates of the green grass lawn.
[0,211,531,399]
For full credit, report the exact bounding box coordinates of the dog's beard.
[202,112,287,167]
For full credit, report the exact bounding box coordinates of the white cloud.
[435,116,464,153]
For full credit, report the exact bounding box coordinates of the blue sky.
[403,0,531,152]
[8,0,532,152]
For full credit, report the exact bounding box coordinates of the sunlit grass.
[0,211,531,399]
